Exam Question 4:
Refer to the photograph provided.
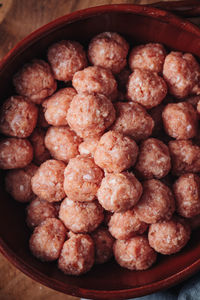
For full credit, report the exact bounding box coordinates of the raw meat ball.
[134,179,175,224]
[26,197,57,228]
[148,217,191,255]
[47,40,87,81]
[111,102,154,141]
[88,32,129,74]
[30,128,51,165]
[64,155,103,202]
[13,59,56,104]
[108,209,148,240]
[94,131,138,173]
[67,93,116,138]
[58,233,94,275]
[135,138,171,179]
[173,173,200,218]
[5,163,37,203]
[0,96,38,138]
[114,236,157,270]
[31,159,66,202]
[91,227,114,264]
[127,69,167,109]
[129,43,166,73]
[78,136,100,157]
[169,140,200,175]
[97,172,142,212]
[44,126,82,163]
[0,138,33,169]
[42,87,77,126]
[162,102,198,140]
[163,51,200,98]
[72,66,118,101]
[37,106,49,128]
[29,218,66,261]
[59,198,104,233]
[149,104,165,137]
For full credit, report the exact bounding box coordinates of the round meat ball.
[163,51,200,99]
[129,43,166,73]
[88,32,129,74]
[13,59,57,104]
[0,138,33,169]
[162,102,198,140]
[127,68,167,109]
[67,93,116,138]
[169,140,200,175]
[148,217,191,255]
[29,218,66,261]
[42,87,77,126]
[97,172,142,212]
[0,96,38,138]
[30,128,51,165]
[47,40,87,81]
[26,197,58,228]
[111,102,154,141]
[44,126,82,163]
[31,159,66,202]
[91,227,114,264]
[114,236,157,270]
[135,138,171,179]
[94,131,138,173]
[134,179,175,224]
[64,155,103,202]
[78,136,100,157]
[72,66,118,101]
[58,233,94,275]
[173,173,200,218]
[5,163,37,203]
[108,209,148,240]
[59,198,104,233]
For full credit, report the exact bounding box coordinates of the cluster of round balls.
[1,31,200,276]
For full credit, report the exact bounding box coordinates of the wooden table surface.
[0,0,199,299]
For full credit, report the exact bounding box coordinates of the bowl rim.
[1,4,200,299]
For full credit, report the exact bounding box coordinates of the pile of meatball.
[0,31,200,276]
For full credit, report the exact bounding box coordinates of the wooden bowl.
[1,4,200,300]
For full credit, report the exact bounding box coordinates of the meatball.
[127,69,167,109]
[47,40,87,81]
[59,198,104,233]
[148,217,191,255]
[97,172,142,212]
[78,136,100,157]
[13,59,56,104]
[29,218,66,261]
[111,102,154,141]
[169,140,200,175]
[5,163,37,203]
[129,43,166,73]
[30,128,51,165]
[0,96,38,138]
[67,93,115,138]
[88,32,129,74]
[58,233,94,275]
[162,102,198,140]
[135,138,171,179]
[173,173,200,218]
[64,155,103,202]
[42,87,77,126]
[94,131,138,173]
[0,138,33,169]
[108,209,148,240]
[163,51,200,99]
[91,227,114,264]
[44,126,82,163]
[134,179,175,224]
[114,236,157,270]
[31,159,66,202]
[72,66,118,101]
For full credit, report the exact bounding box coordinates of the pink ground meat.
[29,128,51,165]
[78,136,100,157]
